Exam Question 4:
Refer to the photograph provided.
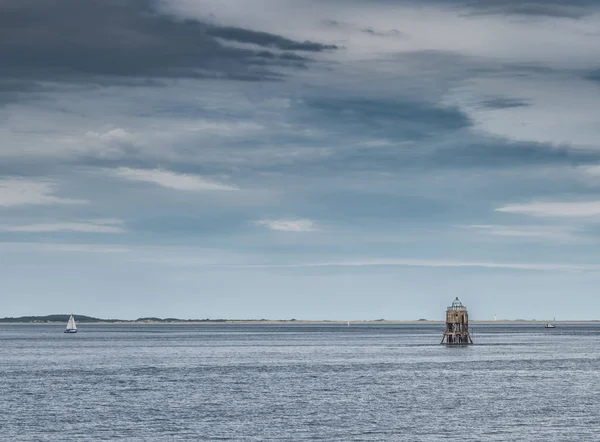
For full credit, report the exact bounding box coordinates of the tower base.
[440,333,473,345]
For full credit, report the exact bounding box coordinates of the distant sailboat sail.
[64,314,77,333]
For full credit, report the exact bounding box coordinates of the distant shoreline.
[1,319,599,325]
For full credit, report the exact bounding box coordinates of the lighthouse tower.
[441,297,473,345]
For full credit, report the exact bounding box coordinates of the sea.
[1,322,600,441]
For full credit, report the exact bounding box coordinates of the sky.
[2,0,600,320]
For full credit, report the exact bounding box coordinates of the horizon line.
[1,314,598,323]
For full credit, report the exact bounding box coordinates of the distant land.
[0,315,598,324]
[0,314,230,323]
[1,315,379,324]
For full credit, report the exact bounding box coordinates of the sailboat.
[64,314,77,333]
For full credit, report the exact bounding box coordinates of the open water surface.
[1,323,600,441]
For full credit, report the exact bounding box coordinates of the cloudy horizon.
[2,0,600,320]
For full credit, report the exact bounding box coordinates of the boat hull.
[64,329,77,333]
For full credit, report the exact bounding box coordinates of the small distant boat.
[347,321,350,327]
[64,314,77,333]
[545,322,556,329]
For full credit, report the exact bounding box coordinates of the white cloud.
[0,220,125,233]
[0,107,141,158]
[255,218,317,232]
[182,121,264,135]
[580,165,600,179]
[219,258,600,272]
[114,168,238,191]
[360,139,410,148]
[83,128,135,143]
[87,218,124,225]
[56,128,139,159]
[0,242,130,253]
[49,244,130,253]
[466,224,579,242]
[0,180,86,207]
[445,75,600,148]
[496,201,600,217]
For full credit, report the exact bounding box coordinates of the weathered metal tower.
[441,297,473,345]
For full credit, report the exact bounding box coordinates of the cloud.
[461,2,593,19]
[84,128,135,143]
[2,0,600,312]
[445,74,600,148]
[114,167,238,191]
[385,0,599,19]
[322,19,407,38]
[205,26,338,51]
[496,201,600,217]
[587,69,600,82]
[0,220,125,233]
[580,165,600,178]
[0,0,339,99]
[181,121,265,136]
[178,0,600,70]
[480,97,530,109]
[220,258,600,272]
[48,244,130,253]
[466,224,580,242]
[0,242,130,253]
[53,128,139,159]
[255,218,317,232]
[0,179,86,207]
[304,96,472,139]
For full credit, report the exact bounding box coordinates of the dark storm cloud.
[205,27,338,51]
[0,0,336,96]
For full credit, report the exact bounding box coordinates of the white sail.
[66,314,77,330]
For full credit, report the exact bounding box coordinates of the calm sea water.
[2,323,600,441]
